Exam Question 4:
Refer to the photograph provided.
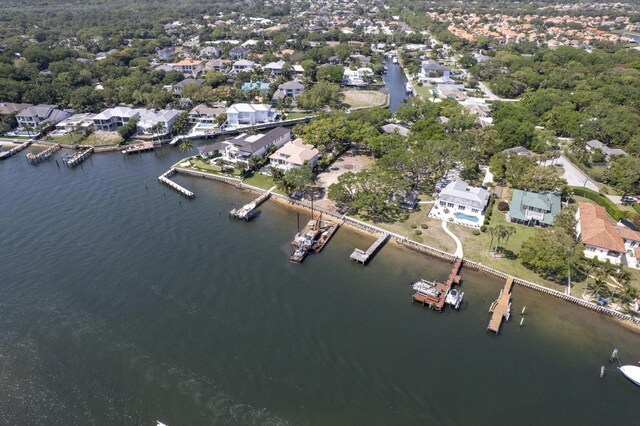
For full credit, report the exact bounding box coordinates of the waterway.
[382,57,411,112]
[1,146,638,425]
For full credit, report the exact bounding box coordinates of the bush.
[410,224,417,229]
[420,223,428,229]
[497,201,509,212]
[473,229,481,235]
[634,215,640,228]
[415,230,422,235]
[633,203,640,214]
[480,225,487,232]
[571,186,627,221]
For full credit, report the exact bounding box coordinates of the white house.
[188,104,226,124]
[232,60,257,74]
[92,107,139,132]
[576,202,640,268]
[263,60,286,76]
[430,179,490,227]
[342,67,373,86]
[269,138,320,171]
[54,113,96,132]
[16,105,71,129]
[272,81,304,103]
[92,107,181,135]
[226,103,277,128]
[136,109,181,135]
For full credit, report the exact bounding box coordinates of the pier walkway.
[350,233,389,265]
[0,140,32,160]
[487,276,513,333]
[26,143,60,164]
[229,186,275,220]
[158,168,194,198]
[122,141,154,154]
[412,257,463,311]
[66,147,93,167]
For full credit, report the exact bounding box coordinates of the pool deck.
[427,204,484,229]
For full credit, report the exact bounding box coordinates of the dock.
[122,141,154,154]
[487,276,513,333]
[0,140,32,160]
[158,168,194,198]
[350,233,389,265]
[26,143,61,164]
[289,216,340,263]
[229,187,273,221]
[412,257,463,311]
[66,146,94,167]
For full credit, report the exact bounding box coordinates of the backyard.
[47,131,123,146]
[342,90,388,109]
[415,85,435,99]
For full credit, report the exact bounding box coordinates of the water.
[1,146,638,425]
[453,211,480,223]
[382,58,411,112]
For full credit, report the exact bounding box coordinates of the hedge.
[571,186,627,221]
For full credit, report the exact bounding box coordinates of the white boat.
[412,279,440,298]
[405,82,412,93]
[620,365,640,386]
[445,288,464,310]
[392,56,398,64]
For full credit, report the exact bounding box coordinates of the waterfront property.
[15,104,71,131]
[92,107,181,136]
[225,103,277,128]
[418,60,452,83]
[429,179,489,228]
[487,276,514,334]
[54,113,96,133]
[576,202,640,269]
[211,127,291,165]
[188,104,226,125]
[268,138,319,171]
[412,257,463,311]
[507,190,561,227]
[290,216,340,263]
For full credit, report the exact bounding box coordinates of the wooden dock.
[0,140,32,160]
[289,216,340,263]
[26,143,60,164]
[487,276,513,334]
[66,146,94,167]
[122,141,154,154]
[229,187,273,220]
[350,233,389,265]
[412,257,463,311]
[158,168,194,198]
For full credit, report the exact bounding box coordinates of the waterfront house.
[585,139,628,162]
[16,105,71,129]
[342,67,373,86]
[436,179,490,215]
[232,60,257,74]
[54,113,96,132]
[272,81,304,103]
[0,102,33,115]
[92,107,181,135]
[226,103,277,127]
[92,107,139,132]
[218,127,291,164]
[170,58,204,75]
[136,109,181,135]
[419,60,452,82]
[188,104,226,124]
[576,202,640,269]
[507,190,561,227]
[269,138,320,171]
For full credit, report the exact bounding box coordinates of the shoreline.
[172,165,640,331]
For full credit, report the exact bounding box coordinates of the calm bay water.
[1,146,639,425]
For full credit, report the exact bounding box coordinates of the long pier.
[0,140,32,160]
[122,141,154,154]
[350,233,389,265]
[487,276,513,334]
[158,168,194,198]
[66,147,94,167]
[229,186,273,220]
[26,143,60,164]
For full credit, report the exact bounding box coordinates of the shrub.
[473,229,481,235]
[480,225,487,232]
[410,224,417,229]
[634,215,640,228]
[420,223,428,229]
[415,230,422,235]
[497,201,509,212]
[633,203,640,214]
[571,187,626,221]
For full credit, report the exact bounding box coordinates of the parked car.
[621,196,635,205]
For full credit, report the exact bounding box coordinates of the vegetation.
[571,187,628,221]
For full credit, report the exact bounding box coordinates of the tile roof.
[578,202,630,252]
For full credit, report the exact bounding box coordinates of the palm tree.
[492,224,507,254]
[614,283,638,310]
[502,226,516,251]
[586,277,610,301]
[178,138,193,153]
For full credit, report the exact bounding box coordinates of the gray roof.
[199,141,224,156]
[381,123,409,136]
[278,81,304,90]
[226,127,290,154]
[439,179,490,210]
[176,78,205,88]
[0,102,33,115]
[422,60,450,72]
[586,139,628,158]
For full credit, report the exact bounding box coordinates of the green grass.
[415,85,434,98]
[243,173,276,190]
[285,112,316,120]
[571,186,628,220]
[45,133,85,145]
[82,133,123,146]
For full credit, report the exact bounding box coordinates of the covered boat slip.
[487,276,514,333]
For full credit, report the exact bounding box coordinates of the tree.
[171,111,191,136]
[316,65,344,83]
[296,81,343,111]
[118,118,138,140]
[606,156,640,195]
[178,138,193,152]
[205,70,228,88]
[520,227,584,282]
[281,163,315,194]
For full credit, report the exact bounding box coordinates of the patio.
[427,202,484,229]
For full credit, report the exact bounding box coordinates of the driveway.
[556,154,599,192]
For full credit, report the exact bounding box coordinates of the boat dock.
[229,187,274,221]
[122,141,154,154]
[158,168,194,198]
[289,216,340,263]
[350,233,389,265]
[487,276,513,333]
[66,147,94,167]
[0,140,32,160]
[26,143,61,164]
[412,257,463,311]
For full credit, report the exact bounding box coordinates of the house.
[269,138,320,171]
[217,127,291,164]
[232,59,257,74]
[166,78,205,97]
[205,59,230,72]
[342,67,373,86]
[189,104,226,124]
[136,109,182,135]
[502,146,533,158]
[380,123,409,137]
[272,81,304,103]
[54,113,96,132]
[585,139,628,162]
[170,58,204,75]
[292,64,305,76]
[576,202,640,268]
[16,105,71,129]
[92,107,139,132]
[226,103,277,127]
[241,81,271,93]
[156,47,175,61]
[0,102,32,115]
[229,46,250,60]
[419,60,452,81]
[263,60,286,76]
[92,107,181,134]
[199,46,221,59]
[436,179,490,216]
[507,190,562,227]
[154,64,174,73]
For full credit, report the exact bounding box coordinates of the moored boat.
[445,288,464,310]
[405,82,412,93]
[620,365,640,386]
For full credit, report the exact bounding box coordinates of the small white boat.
[405,82,412,93]
[412,279,440,298]
[620,365,640,386]
[445,288,463,310]
[392,56,398,64]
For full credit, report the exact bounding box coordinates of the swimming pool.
[453,212,479,223]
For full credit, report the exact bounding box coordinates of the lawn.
[415,85,435,99]
[45,133,86,145]
[285,112,317,120]
[342,90,388,109]
[83,133,123,146]
[243,173,277,191]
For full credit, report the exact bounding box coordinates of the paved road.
[556,154,599,192]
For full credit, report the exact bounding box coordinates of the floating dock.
[26,143,60,164]
[412,257,463,311]
[122,141,155,154]
[0,140,32,160]
[289,216,340,263]
[350,233,389,265]
[66,146,94,167]
[158,168,194,198]
[229,187,274,221]
[487,276,513,333]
